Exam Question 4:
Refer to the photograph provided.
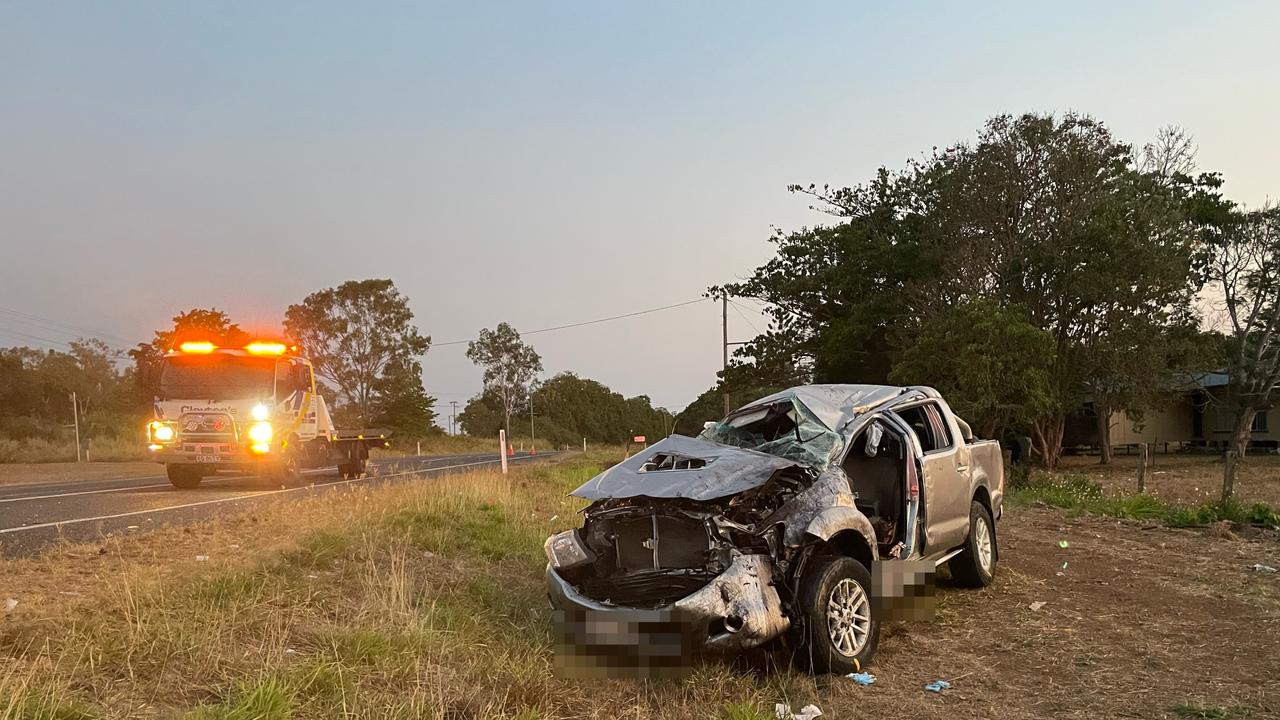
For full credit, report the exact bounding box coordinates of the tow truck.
[145,340,389,488]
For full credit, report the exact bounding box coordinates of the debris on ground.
[1058,539,1070,548]
[775,703,822,720]
[3,598,17,611]
[924,680,951,693]
[846,672,876,685]
[195,555,209,562]
[1250,563,1277,573]
[1029,601,1047,611]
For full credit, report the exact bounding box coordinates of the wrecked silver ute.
[545,405,877,674]
[546,384,1005,676]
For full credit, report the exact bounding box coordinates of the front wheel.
[794,555,880,674]
[948,500,997,587]
[166,464,203,489]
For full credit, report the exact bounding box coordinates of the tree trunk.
[1096,405,1113,465]
[1223,406,1257,501]
[1032,416,1066,470]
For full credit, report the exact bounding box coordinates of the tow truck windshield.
[159,355,275,400]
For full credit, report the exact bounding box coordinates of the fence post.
[1223,449,1235,501]
[1137,442,1149,493]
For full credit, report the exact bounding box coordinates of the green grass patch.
[185,677,294,720]
[390,501,544,565]
[1010,473,1280,528]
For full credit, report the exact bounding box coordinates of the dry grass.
[0,436,147,464]
[1,453,1277,719]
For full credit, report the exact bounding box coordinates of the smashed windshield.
[698,397,843,469]
[159,355,275,400]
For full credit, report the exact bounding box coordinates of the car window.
[894,403,953,453]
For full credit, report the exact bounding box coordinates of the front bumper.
[147,442,270,468]
[547,552,790,652]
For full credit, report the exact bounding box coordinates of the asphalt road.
[0,451,556,558]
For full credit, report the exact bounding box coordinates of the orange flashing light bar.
[245,341,288,356]
[179,341,216,354]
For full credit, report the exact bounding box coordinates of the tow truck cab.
[145,340,387,488]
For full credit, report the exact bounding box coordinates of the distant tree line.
[457,323,673,446]
[0,279,438,447]
[688,112,1274,500]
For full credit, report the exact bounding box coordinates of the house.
[1063,373,1276,454]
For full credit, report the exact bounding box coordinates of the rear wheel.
[794,555,879,674]
[949,500,997,587]
[166,464,203,489]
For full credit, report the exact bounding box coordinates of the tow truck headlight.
[150,422,175,442]
[251,403,270,421]
[248,421,273,444]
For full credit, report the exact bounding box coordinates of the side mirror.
[864,423,884,457]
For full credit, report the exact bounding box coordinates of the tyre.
[166,464,203,489]
[948,500,997,588]
[795,555,880,674]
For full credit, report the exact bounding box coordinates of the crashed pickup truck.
[544,384,1003,673]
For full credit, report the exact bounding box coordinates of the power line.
[728,299,764,337]
[432,297,709,347]
[0,306,132,346]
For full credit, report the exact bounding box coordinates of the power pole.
[70,391,82,463]
[529,391,536,453]
[450,400,459,435]
[722,291,730,417]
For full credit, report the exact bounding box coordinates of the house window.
[1252,411,1268,433]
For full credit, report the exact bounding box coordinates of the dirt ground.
[804,504,1280,720]
[1,458,1277,719]
[1056,452,1280,507]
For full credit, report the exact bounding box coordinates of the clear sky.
[2,1,1277,418]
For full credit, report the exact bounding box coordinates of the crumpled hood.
[571,435,803,502]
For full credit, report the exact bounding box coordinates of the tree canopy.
[284,279,430,425]
[716,112,1227,467]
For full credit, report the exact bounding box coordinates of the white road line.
[0,456,527,534]
[0,467,333,505]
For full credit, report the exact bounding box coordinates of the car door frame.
[886,397,973,555]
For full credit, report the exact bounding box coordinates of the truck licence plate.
[195,455,219,463]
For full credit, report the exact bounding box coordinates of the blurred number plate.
[195,455,219,463]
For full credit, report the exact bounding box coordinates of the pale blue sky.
[1,1,1277,416]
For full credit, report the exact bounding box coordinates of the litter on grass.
[1029,601,1046,611]
[775,704,823,720]
[1250,563,1277,573]
[1058,540,1070,549]
[924,680,951,693]
[3,598,16,611]
[847,672,876,685]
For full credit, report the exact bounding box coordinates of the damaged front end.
[545,435,851,655]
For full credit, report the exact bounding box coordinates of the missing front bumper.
[547,552,790,653]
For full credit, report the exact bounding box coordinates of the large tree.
[284,279,430,425]
[1208,204,1280,498]
[465,322,541,440]
[722,113,1214,467]
[889,299,1056,439]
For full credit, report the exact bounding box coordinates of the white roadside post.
[70,391,82,463]
[583,437,587,453]
[499,429,508,475]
